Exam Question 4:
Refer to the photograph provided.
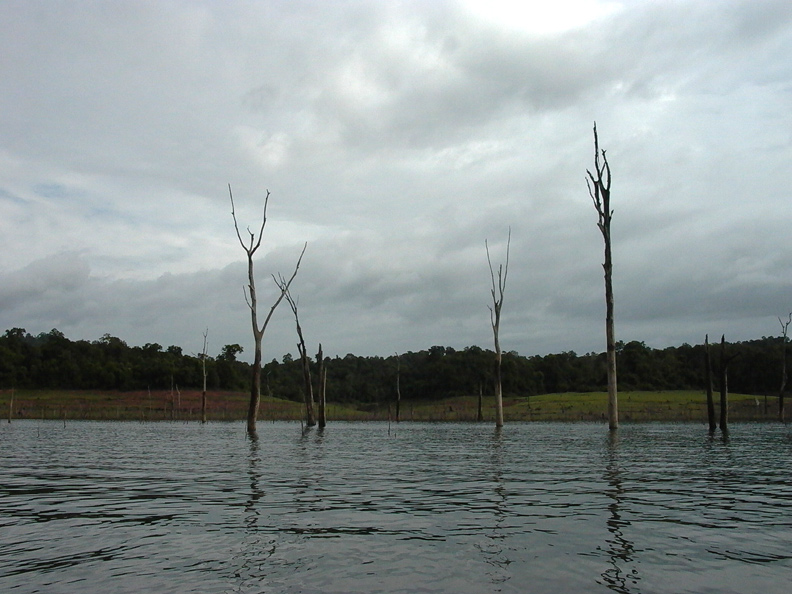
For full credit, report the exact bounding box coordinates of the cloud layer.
[2,0,791,362]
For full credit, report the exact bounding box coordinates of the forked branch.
[265,242,308,335]
[230,184,269,255]
[486,227,511,330]
[586,122,612,240]
[486,227,511,429]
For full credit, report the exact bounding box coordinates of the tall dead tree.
[280,287,316,427]
[395,352,401,423]
[587,122,618,431]
[705,335,716,432]
[486,228,510,429]
[778,313,791,422]
[201,328,209,424]
[317,344,326,428]
[230,184,306,434]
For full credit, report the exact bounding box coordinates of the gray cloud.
[1,0,791,362]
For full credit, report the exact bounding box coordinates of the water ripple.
[1,421,791,593]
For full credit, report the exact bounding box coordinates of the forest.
[0,327,786,404]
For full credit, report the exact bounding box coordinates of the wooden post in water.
[7,387,13,423]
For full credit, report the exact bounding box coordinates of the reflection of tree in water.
[476,427,512,591]
[598,431,641,594]
[231,428,329,593]
[229,433,276,593]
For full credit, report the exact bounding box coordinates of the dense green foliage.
[0,327,786,401]
[0,328,249,393]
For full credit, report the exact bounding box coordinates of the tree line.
[1,327,787,403]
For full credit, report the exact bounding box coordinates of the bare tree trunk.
[705,334,716,432]
[170,375,175,421]
[718,335,740,433]
[281,287,315,427]
[317,344,326,428]
[486,229,510,429]
[395,352,401,423]
[778,313,790,422]
[299,345,316,427]
[230,184,306,435]
[587,122,618,431]
[494,342,503,427]
[201,328,208,424]
[8,387,13,423]
[248,348,262,432]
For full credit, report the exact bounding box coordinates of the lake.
[1,421,790,594]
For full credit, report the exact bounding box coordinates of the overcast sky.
[1,0,791,363]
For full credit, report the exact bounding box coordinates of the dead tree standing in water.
[705,335,716,432]
[486,228,510,429]
[201,328,209,424]
[280,287,316,427]
[317,344,326,428]
[587,123,618,431]
[719,335,739,433]
[230,184,306,434]
[395,352,401,423]
[778,313,791,422]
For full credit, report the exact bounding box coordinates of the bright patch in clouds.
[463,0,623,34]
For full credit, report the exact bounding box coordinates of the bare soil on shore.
[1,389,779,423]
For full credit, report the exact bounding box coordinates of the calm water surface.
[1,421,790,593]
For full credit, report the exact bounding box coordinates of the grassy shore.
[1,388,779,423]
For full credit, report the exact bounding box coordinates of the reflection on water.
[1,421,791,593]
[233,432,276,592]
[479,428,510,590]
[600,431,640,594]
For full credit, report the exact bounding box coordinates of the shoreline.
[2,389,778,424]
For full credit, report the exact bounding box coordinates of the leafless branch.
[229,184,269,255]
[779,312,792,338]
[485,227,511,330]
[587,123,612,239]
[262,242,308,335]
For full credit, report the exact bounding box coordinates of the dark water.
[1,421,790,594]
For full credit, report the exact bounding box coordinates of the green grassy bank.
[1,389,779,423]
